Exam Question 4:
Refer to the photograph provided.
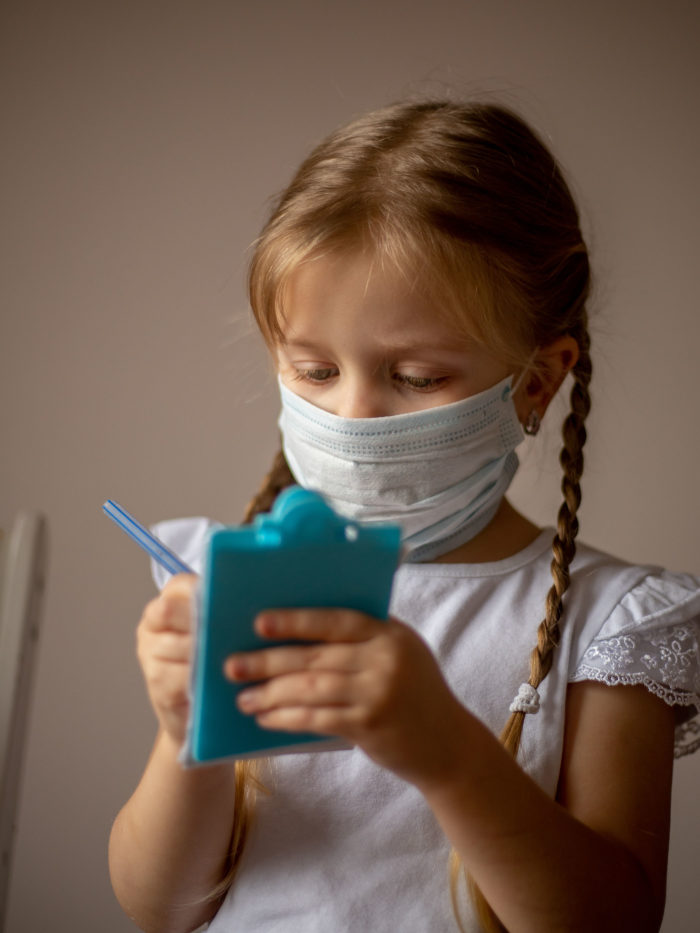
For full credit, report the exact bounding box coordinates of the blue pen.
[103,499,195,575]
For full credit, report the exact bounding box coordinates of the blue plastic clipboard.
[189,487,401,763]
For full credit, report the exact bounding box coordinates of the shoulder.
[559,539,700,663]
[565,543,700,758]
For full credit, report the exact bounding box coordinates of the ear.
[513,336,580,426]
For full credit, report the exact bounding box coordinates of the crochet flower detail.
[509,683,541,714]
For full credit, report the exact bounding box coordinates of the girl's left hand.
[223,609,467,791]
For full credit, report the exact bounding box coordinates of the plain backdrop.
[1,1,698,930]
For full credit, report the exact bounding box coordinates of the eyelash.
[291,368,447,392]
[293,367,337,384]
[396,374,447,391]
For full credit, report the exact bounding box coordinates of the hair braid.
[465,327,593,933]
[242,448,295,524]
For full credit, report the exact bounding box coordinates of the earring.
[524,410,541,436]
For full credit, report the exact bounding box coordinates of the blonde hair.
[228,100,592,931]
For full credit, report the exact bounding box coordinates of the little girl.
[109,100,700,933]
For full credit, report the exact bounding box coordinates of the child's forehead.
[281,247,471,318]
[278,250,475,343]
[287,248,419,295]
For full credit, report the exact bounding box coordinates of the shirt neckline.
[397,527,555,579]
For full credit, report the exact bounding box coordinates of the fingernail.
[256,613,278,637]
[237,689,259,711]
[225,657,248,680]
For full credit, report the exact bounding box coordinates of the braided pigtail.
[464,327,593,933]
[242,448,296,523]
[501,326,592,756]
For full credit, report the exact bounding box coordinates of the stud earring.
[524,410,541,436]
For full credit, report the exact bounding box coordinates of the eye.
[293,366,338,384]
[393,373,448,391]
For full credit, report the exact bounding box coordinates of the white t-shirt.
[152,522,700,932]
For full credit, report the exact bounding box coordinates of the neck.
[435,499,542,564]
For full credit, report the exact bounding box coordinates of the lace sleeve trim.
[571,620,700,758]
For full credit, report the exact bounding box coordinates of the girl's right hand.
[136,574,198,747]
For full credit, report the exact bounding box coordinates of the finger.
[162,572,199,596]
[224,641,361,682]
[138,628,192,664]
[254,608,381,644]
[140,575,197,633]
[254,704,358,738]
[236,670,356,714]
[142,656,191,711]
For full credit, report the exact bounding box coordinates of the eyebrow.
[281,338,471,363]
[382,339,468,355]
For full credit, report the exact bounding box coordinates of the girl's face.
[275,250,513,418]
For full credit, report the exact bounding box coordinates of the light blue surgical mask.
[278,375,525,562]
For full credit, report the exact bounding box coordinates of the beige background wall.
[1,1,698,930]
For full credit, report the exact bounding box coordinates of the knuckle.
[146,658,166,689]
[139,597,160,629]
[157,595,178,628]
[349,609,369,627]
[168,690,188,712]
[390,620,414,650]
[137,630,156,668]
[302,670,324,694]
[312,709,335,734]
[142,595,159,616]
[357,673,394,726]
[295,707,315,730]
[180,634,192,660]
[161,678,187,710]
[374,641,400,680]
[306,645,325,668]
[163,631,189,659]
[364,693,391,730]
